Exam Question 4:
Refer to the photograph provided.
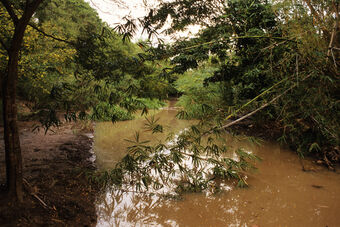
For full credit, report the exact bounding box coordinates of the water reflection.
[97,189,248,227]
[94,104,340,227]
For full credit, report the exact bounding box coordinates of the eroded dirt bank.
[0,122,97,226]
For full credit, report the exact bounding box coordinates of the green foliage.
[91,102,133,122]
[89,119,261,193]
[266,0,339,161]
[136,98,166,110]
[142,0,339,163]
[36,0,102,38]
[175,65,226,119]
[2,0,338,199]
[144,115,164,133]
[0,0,173,127]
[11,0,102,109]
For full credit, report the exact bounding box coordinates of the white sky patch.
[85,0,201,44]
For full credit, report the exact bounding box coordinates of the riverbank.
[0,122,97,226]
[229,118,339,170]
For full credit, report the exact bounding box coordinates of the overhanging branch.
[28,23,76,46]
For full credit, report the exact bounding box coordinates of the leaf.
[32,124,40,132]
[152,124,163,134]
[309,142,321,152]
[191,125,200,135]
[142,176,151,189]
[141,106,149,116]
[176,110,189,119]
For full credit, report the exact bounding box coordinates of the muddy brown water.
[94,102,340,227]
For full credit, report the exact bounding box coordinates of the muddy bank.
[0,122,97,226]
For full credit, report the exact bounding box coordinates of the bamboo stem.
[219,74,312,131]
[224,76,291,121]
[179,35,297,52]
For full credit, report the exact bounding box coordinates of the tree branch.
[27,0,44,10]
[218,74,312,131]
[304,0,322,24]
[0,0,19,25]
[303,0,330,37]
[28,23,76,46]
[327,6,339,58]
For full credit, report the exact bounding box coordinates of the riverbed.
[93,103,340,227]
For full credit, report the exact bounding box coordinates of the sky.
[85,0,200,44]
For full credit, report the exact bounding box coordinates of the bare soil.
[0,121,97,226]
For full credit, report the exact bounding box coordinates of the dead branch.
[23,178,51,210]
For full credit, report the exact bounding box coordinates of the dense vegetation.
[140,0,339,163]
[93,0,339,193]
[1,0,171,125]
[0,0,339,201]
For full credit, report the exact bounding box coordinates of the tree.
[0,0,45,202]
[0,0,126,201]
[0,0,175,202]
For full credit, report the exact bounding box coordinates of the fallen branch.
[23,178,51,210]
[32,193,49,208]
[51,218,65,224]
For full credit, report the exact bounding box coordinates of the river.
[93,102,340,227]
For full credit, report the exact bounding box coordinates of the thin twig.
[179,36,297,52]
[32,194,49,208]
[51,218,65,224]
[296,53,299,86]
[331,49,338,72]
[303,0,330,36]
[310,116,338,140]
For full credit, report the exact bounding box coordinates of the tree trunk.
[1,0,44,202]
[2,51,23,202]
